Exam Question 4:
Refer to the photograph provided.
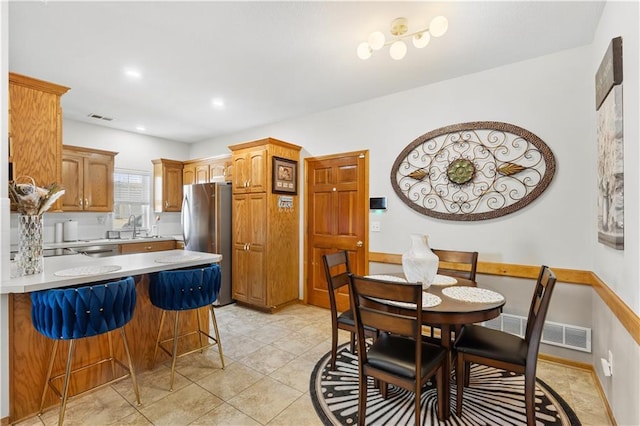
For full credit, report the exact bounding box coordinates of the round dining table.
[365,274,506,416]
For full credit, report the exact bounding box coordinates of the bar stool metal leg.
[210,306,225,369]
[38,340,59,416]
[169,311,181,391]
[58,340,76,426]
[152,310,167,369]
[120,328,141,405]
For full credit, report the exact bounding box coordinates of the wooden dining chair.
[432,249,479,282]
[454,265,557,425]
[348,274,448,425]
[322,251,376,370]
[425,249,479,340]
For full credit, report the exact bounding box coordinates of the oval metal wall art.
[390,121,556,221]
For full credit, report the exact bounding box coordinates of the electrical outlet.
[371,221,381,232]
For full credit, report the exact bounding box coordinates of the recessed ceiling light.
[124,68,142,79]
[211,98,225,109]
[136,125,146,132]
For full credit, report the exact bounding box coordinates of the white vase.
[402,234,439,288]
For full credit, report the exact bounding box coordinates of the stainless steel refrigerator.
[182,182,233,305]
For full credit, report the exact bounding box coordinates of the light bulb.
[412,31,431,49]
[429,16,448,37]
[389,40,407,60]
[368,31,386,51]
[357,42,373,60]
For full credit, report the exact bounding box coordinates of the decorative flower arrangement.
[9,178,66,216]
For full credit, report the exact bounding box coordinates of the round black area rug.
[310,343,581,426]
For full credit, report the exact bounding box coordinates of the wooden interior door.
[305,151,368,312]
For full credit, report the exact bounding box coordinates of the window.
[113,169,151,231]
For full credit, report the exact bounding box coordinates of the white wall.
[192,23,638,422]
[195,46,595,268]
[590,2,640,425]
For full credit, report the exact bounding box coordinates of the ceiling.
[8,1,605,144]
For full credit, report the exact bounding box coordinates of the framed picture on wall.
[272,156,297,195]
[596,36,624,250]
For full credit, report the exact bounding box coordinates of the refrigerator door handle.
[182,193,191,248]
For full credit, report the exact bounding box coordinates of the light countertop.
[1,250,221,294]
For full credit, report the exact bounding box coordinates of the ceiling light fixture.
[357,16,448,61]
[211,98,225,109]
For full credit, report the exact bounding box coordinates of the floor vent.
[482,313,591,353]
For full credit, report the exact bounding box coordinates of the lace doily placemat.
[431,274,458,286]
[442,287,505,303]
[54,265,122,277]
[155,254,203,263]
[376,293,442,309]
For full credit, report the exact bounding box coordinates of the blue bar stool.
[149,264,224,390]
[31,277,141,425]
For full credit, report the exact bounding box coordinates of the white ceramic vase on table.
[402,234,439,289]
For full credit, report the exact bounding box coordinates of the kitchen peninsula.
[2,250,222,422]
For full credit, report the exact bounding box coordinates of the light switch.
[371,221,381,232]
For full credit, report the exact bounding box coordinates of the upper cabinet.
[231,148,267,194]
[152,159,183,212]
[8,73,70,195]
[61,146,117,212]
[183,155,232,186]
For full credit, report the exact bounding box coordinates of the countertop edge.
[1,250,221,294]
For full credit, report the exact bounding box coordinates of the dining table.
[365,273,506,416]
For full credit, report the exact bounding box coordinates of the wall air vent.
[87,113,114,121]
[482,313,591,353]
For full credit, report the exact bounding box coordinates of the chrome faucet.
[128,214,138,239]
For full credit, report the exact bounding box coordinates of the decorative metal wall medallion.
[390,122,556,221]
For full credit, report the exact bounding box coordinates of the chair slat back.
[349,275,422,339]
[322,251,351,318]
[525,265,557,354]
[432,249,478,281]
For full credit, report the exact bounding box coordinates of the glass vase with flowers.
[9,177,65,276]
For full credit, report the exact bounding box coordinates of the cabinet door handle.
[85,198,89,207]
[146,246,152,250]
[79,198,83,206]
[165,201,169,208]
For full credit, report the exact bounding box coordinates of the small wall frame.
[272,156,298,195]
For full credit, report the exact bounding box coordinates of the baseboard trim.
[538,353,617,426]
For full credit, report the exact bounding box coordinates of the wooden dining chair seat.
[322,251,377,370]
[349,274,448,425]
[454,265,557,426]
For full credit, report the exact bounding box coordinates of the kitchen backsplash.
[9,212,182,244]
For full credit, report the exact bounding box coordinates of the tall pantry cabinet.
[229,138,301,311]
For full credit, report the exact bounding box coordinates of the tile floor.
[17,303,611,426]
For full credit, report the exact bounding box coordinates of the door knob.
[356,240,363,248]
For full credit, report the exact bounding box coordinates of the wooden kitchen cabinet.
[183,154,232,185]
[183,163,196,185]
[61,145,117,212]
[119,240,176,254]
[232,148,267,193]
[229,138,301,311]
[152,159,183,212]
[9,73,69,200]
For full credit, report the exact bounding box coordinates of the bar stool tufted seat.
[149,263,225,390]
[31,277,141,425]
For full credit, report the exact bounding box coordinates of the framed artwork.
[595,37,623,110]
[272,156,297,194]
[596,37,624,250]
[390,121,556,221]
